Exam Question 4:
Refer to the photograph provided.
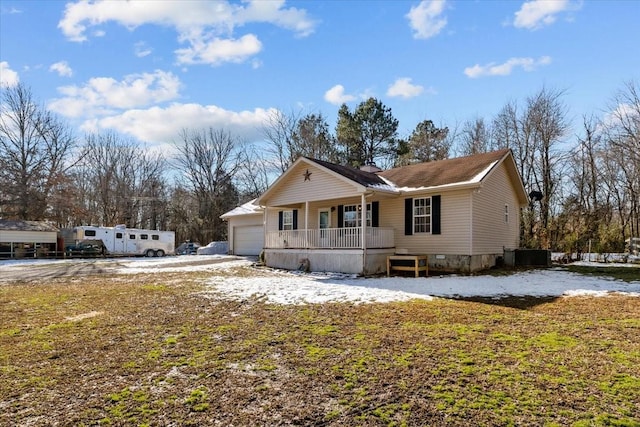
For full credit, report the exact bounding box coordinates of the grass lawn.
[1,266,639,426]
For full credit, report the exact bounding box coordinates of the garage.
[233,225,263,256]
[0,219,59,258]
[220,199,264,256]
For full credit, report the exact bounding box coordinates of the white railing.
[265,227,394,249]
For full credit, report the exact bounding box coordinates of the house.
[223,149,528,274]
[0,219,60,258]
[220,198,264,256]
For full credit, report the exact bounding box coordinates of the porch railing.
[265,227,394,249]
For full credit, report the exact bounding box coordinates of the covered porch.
[262,199,396,275]
[265,226,395,250]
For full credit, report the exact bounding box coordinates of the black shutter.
[293,209,298,230]
[278,211,283,231]
[337,205,344,228]
[372,201,379,227]
[432,195,441,235]
[404,198,413,235]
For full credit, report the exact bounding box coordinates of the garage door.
[234,226,264,256]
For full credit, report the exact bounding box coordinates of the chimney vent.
[360,163,382,173]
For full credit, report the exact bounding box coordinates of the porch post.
[361,193,366,274]
[305,201,309,248]
[361,193,366,250]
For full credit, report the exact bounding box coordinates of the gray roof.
[304,157,388,187]
[0,219,59,232]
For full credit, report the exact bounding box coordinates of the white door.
[234,226,263,255]
[318,208,330,248]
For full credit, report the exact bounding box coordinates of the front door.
[318,209,330,247]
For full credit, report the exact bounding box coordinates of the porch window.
[282,210,294,230]
[413,197,431,233]
[343,203,371,228]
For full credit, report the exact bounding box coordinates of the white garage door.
[234,226,264,256]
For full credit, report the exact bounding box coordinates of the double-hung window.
[282,210,294,230]
[343,203,372,228]
[413,197,431,233]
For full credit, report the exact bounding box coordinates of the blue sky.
[1,0,639,151]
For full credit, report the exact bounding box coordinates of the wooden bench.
[387,255,428,277]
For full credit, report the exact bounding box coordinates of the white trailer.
[71,225,175,257]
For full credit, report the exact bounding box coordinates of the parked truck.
[69,225,175,257]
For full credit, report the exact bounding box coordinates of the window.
[152,234,159,240]
[85,229,96,237]
[129,234,136,240]
[140,234,148,240]
[504,204,509,223]
[116,232,123,239]
[282,210,294,230]
[343,203,372,228]
[413,197,431,233]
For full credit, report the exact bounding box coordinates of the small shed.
[0,219,59,258]
[220,199,264,256]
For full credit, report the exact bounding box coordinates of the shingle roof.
[220,198,263,218]
[0,219,59,232]
[377,149,510,189]
[304,157,388,187]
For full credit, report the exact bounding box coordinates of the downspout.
[469,191,473,274]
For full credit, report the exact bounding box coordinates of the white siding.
[264,163,361,206]
[472,162,521,254]
[227,214,263,254]
[387,190,472,255]
[234,226,263,255]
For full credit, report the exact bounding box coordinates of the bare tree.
[235,145,270,201]
[172,128,240,244]
[492,88,569,248]
[262,109,302,173]
[458,117,492,156]
[0,83,76,220]
[603,80,640,239]
[74,132,168,229]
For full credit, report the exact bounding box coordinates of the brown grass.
[1,268,639,426]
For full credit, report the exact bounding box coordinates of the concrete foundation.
[264,249,393,275]
[265,249,500,275]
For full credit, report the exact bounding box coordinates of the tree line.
[1,81,638,253]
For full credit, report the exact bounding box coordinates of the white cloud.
[175,34,262,66]
[49,61,73,77]
[0,61,19,87]
[48,70,181,117]
[406,0,447,40]
[513,0,575,30]
[387,78,424,99]
[80,103,276,145]
[58,0,317,66]
[464,56,552,78]
[324,84,356,105]
[134,41,152,58]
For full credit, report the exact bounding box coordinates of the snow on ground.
[1,256,639,304]
[203,265,640,305]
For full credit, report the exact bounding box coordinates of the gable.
[259,159,367,206]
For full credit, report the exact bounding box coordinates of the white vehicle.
[71,225,175,257]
